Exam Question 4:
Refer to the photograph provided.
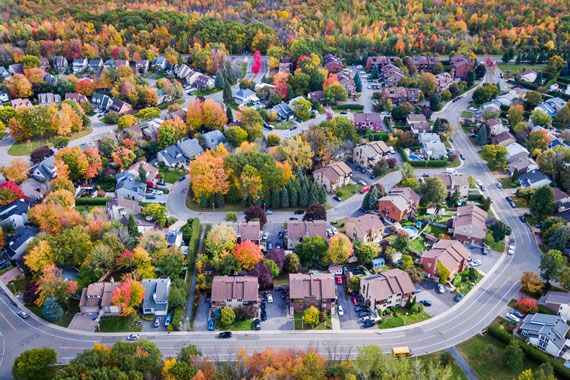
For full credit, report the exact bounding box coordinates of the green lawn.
[484,231,505,253]
[408,236,427,253]
[275,120,295,130]
[497,63,545,77]
[159,168,186,183]
[377,307,430,329]
[8,127,93,156]
[294,311,332,330]
[498,177,519,189]
[7,275,28,294]
[335,183,361,201]
[460,111,473,118]
[193,88,221,97]
[97,315,142,332]
[457,333,538,380]
[274,274,289,287]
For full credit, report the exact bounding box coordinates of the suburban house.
[450,55,474,79]
[65,93,89,104]
[435,72,453,92]
[279,62,293,73]
[382,87,421,104]
[32,155,57,182]
[285,220,328,250]
[507,156,538,177]
[135,59,150,74]
[20,178,49,203]
[0,90,8,102]
[0,67,11,81]
[106,197,140,221]
[353,113,385,131]
[39,57,50,70]
[535,97,567,118]
[79,282,121,316]
[202,130,227,150]
[381,64,404,86]
[519,169,551,189]
[436,172,470,198]
[365,56,393,70]
[110,99,133,115]
[352,141,391,168]
[418,133,447,159]
[519,313,570,357]
[360,269,416,311]
[451,205,488,244]
[237,221,261,244]
[141,278,171,316]
[157,138,204,168]
[234,88,259,105]
[308,91,324,104]
[211,276,259,312]
[337,72,356,96]
[421,240,471,280]
[406,114,430,134]
[92,93,112,112]
[344,214,384,243]
[11,98,32,107]
[72,58,88,73]
[43,73,57,86]
[407,56,440,72]
[520,70,538,83]
[271,102,294,121]
[127,161,160,187]
[490,131,516,147]
[323,54,343,73]
[377,187,420,222]
[313,161,352,193]
[165,230,183,248]
[6,226,38,260]
[88,58,103,73]
[506,143,530,163]
[289,273,337,312]
[486,119,509,137]
[0,200,29,228]
[52,56,68,73]
[151,56,167,71]
[116,172,147,202]
[539,292,570,322]
[37,93,61,106]
[8,63,23,75]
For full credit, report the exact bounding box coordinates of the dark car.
[253,319,261,330]
[358,310,371,318]
[266,242,273,250]
[145,194,157,199]
[362,319,375,328]
[519,215,526,223]
[354,305,365,312]
[289,217,298,221]
[453,293,465,302]
[260,301,266,311]
[278,231,285,239]
[217,331,232,339]
[350,291,358,297]
[294,210,304,215]
[419,300,432,307]
[178,175,186,182]
[333,195,342,202]
[207,318,215,331]
[261,310,267,321]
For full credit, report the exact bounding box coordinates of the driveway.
[336,284,362,329]
[193,295,211,331]
[261,289,292,330]
[416,280,456,317]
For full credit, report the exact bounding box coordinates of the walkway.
[447,347,478,380]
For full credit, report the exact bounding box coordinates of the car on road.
[17,311,29,319]
[519,215,526,223]
[333,195,342,202]
[339,111,347,115]
[217,331,232,339]
[357,179,367,186]
[453,293,465,302]
[145,194,157,199]
[362,319,375,328]
[289,125,297,131]
[289,217,298,221]
[266,210,273,215]
[505,313,520,323]
[359,185,370,194]
[437,284,445,294]
[164,314,172,327]
[337,305,344,316]
[267,294,274,303]
[153,317,160,328]
[496,182,503,188]
[294,209,305,215]
[469,259,482,267]
[127,334,140,341]
[335,275,343,285]
[207,318,215,331]
[253,319,261,330]
[178,175,186,182]
[419,300,432,307]
[508,245,515,255]
[459,153,465,160]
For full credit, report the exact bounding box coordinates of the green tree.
[285,252,301,273]
[290,97,312,120]
[436,262,450,283]
[547,226,569,251]
[239,108,264,141]
[429,93,441,111]
[503,341,524,370]
[480,144,508,170]
[294,236,328,268]
[42,297,64,322]
[529,186,554,218]
[220,307,236,328]
[224,125,248,147]
[476,125,488,145]
[354,72,362,92]
[12,348,57,380]
[355,345,384,379]
[168,286,187,309]
[354,241,379,265]
[420,177,448,205]
[324,83,348,104]
[490,221,512,242]
[303,306,320,327]
[524,91,543,110]
[472,83,499,104]
[264,259,280,278]
[540,249,566,284]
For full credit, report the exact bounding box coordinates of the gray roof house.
[0,67,12,81]
[106,197,140,221]
[418,133,447,159]
[88,58,103,73]
[72,58,88,74]
[0,200,29,228]
[116,172,147,202]
[51,56,68,73]
[141,278,171,316]
[520,313,570,357]
[519,169,551,189]
[271,102,294,121]
[234,89,259,105]
[20,178,49,203]
[0,90,8,103]
[6,226,38,261]
[32,155,57,182]
[177,137,204,159]
[165,230,183,248]
[38,93,62,106]
[157,138,203,168]
[92,93,112,112]
[152,56,167,71]
[202,130,226,150]
[539,291,570,322]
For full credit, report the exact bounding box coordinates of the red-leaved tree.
[516,297,538,314]
[232,240,263,271]
[0,181,24,206]
[251,50,262,74]
[111,278,145,316]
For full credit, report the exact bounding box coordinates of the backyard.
[377,306,430,329]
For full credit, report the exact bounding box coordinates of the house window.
[227,299,232,302]
[237,299,242,302]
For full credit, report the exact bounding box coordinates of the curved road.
[0,65,542,378]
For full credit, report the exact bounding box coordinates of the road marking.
[0,310,16,332]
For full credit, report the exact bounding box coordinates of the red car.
[351,296,359,306]
[335,275,343,285]
[359,185,370,194]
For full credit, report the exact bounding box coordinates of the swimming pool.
[402,226,419,237]
[408,154,421,161]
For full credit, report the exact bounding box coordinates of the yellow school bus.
[392,346,412,357]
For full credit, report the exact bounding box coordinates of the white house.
[520,313,570,358]
[141,278,171,316]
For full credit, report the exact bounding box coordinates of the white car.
[337,305,344,316]
[262,232,269,240]
[469,259,482,267]
[505,313,520,323]
[327,228,334,237]
[475,179,483,188]
[437,284,445,294]
[331,227,338,235]
[151,189,164,195]
[267,294,274,303]
[508,246,515,255]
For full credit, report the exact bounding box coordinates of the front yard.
[26,299,80,328]
[97,315,142,332]
[274,120,295,130]
[8,127,93,156]
[377,306,430,329]
[294,311,332,330]
[484,231,505,253]
[335,183,361,201]
[159,167,186,183]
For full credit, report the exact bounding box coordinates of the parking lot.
[260,289,293,330]
[336,284,364,329]
[260,222,287,251]
[415,280,457,317]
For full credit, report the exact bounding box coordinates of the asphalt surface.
[0,64,542,378]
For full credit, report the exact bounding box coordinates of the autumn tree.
[157,118,187,149]
[237,107,263,141]
[204,224,237,258]
[303,306,320,327]
[323,233,353,265]
[25,240,54,273]
[515,297,538,314]
[117,114,139,131]
[112,278,145,316]
[0,181,25,206]
[231,240,263,271]
[1,159,29,184]
[202,99,227,130]
[188,147,230,202]
[35,264,78,306]
[6,74,33,98]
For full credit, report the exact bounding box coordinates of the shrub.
[220,307,235,328]
[303,306,320,327]
[75,197,110,206]
[225,212,237,222]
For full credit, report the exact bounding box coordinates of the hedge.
[369,132,389,142]
[488,325,570,379]
[547,90,570,100]
[186,218,201,267]
[468,193,484,202]
[75,197,111,206]
[335,104,364,111]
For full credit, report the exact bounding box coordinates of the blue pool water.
[408,154,421,161]
[403,226,419,237]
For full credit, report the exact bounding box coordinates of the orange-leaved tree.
[232,240,263,271]
[111,278,145,316]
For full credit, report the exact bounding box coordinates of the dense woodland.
[0,0,569,64]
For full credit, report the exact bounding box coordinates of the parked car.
[354,305,365,312]
[260,301,266,311]
[419,300,432,307]
[437,284,445,294]
[294,210,305,215]
[260,310,267,321]
[331,227,338,235]
[453,293,465,302]
[150,189,164,195]
[266,242,273,250]
[153,317,160,328]
[505,313,520,323]
[358,310,371,318]
[267,294,274,303]
[266,210,273,215]
[337,305,344,316]
[469,259,482,267]
[277,231,285,239]
[262,232,269,240]
[17,311,29,319]
[496,182,503,189]
[127,334,140,341]
[178,175,186,182]
[164,314,172,327]
[362,319,375,328]
[217,331,232,339]
[207,318,215,331]
[335,275,343,285]
[333,195,342,202]
[360,185,370,194]
[275,242,281,249]
[145,194,157,199]
[351,296,359,305]
[357,179,367,186]
[253,319,261,330]
[289,217,298,221]
[511,309,524,318]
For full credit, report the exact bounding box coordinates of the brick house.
[289,273,337,312]
[313,161,352,193]
[353,113,385,131]
[435,72,453,92]
[352,140,391,168]
[382,87,421,104]
[345,214,384,244]
[451,205,488,244]
[285,220,328,249]
[237,221,261,244]
[421,240,471,280]
[211,276,259,314]
[407,56,440,72]
[365,56,393,70]
[490,131,516,147]
[450,55,474,80]
[323,54,343,73]
[381,64,404,86]
[436,172,470,199]
[360,269,416,311]
[377,188,420,222]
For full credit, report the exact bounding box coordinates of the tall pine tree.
[299,183,309,207]
[281,187,289,208]
[289,182,298,207]
[225,105,233,123]
[308,181,319,205]
[367,186,379,210]
[271,189,281,209]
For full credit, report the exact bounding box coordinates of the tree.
[266,133,280,147]
[524,91,543,110]
[540,249,566,283]
[252,261,274,289]
[244,205,267,227]
[503,341,524,370]
[323,233,353,265]
[290,97,312,120]
[472,83,499,104]
[12,348,57,380]
[278,135,314,169]
[420,177,447,205]
[489,221,512,242]
[1,158,29,184]
[520,272,544,295]
[238,107,263,141]
[202,99,228,130]
[141,203,167,224]
[545,55,564,79]
[205,224,237,258]
[224,125,248,147]
[285,253,301,273]
[303,306,320,327]
[155,249,185,278]
[266,249,286,273]
[30,146,53,165]
[157,118,187,149]
[419,72,437,97]
[480,144,508,170]
[324,82,348,104]
[515,297,538,314]
[354,72,362,92]
[25,240,53,273]
[42,297,64,322]
[36,264,78,306]
[112,279,145,316]
[6,74,32,98]
[295,236,328,268]
[303,203,326,221]
[436,262,450,284]
[508,105,525,127]
[476,125,488,145]
[354,241,379,265]
[232,240,263,271]
[530,186,554,218]
[220,306,235,328]
[189,147,230,202]
[429,93,441,111]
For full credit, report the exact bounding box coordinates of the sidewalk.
[447,347,479,380]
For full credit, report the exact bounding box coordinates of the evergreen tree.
[361,190,371,210]
[371,65,379,79]
[515,54,522,64]
[476,125,488,145]
[215,72,225,89]
[223,83,232,104]
[263,190,271,209]
[299,184,309,207]
[224,62,236,84]
[367,186,379,210]
[42,297,63,322]
[225,105,233,123]
[199,194,208,208]
[354,72,362,92]
[466,70,476,87]
[271,189,281,209]
[138,164,147,183]
[281,187,289,208]
[216,193,225,208]
[127,215,140,238]
[308,181,319,205]
[317,183,327,204]
[289,182,298,207]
